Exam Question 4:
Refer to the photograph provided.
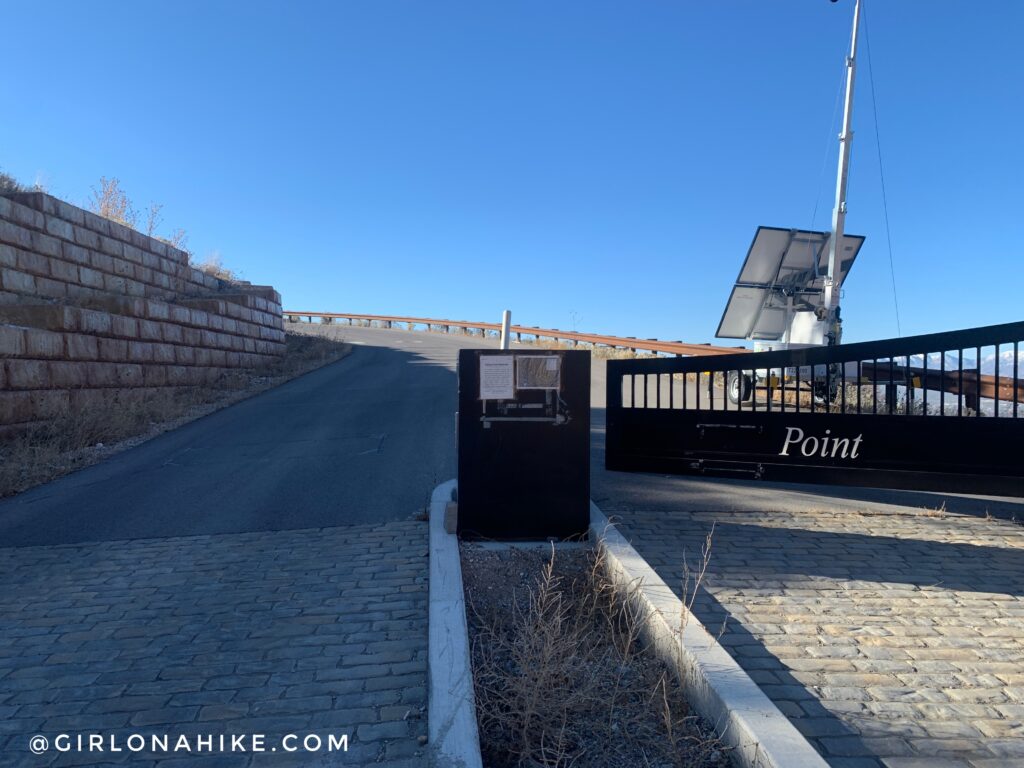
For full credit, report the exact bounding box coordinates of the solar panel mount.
[716,226,865,341]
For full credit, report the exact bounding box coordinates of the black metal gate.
[606,321,1024,496]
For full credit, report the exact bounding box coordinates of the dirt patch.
[461,543,730,768]
[0,331,350,497]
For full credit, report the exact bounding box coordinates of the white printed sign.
[479,356,514,400]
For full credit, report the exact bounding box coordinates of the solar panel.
[715,226,865,341]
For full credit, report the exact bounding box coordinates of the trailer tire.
[813,377,839,406]
[728,372,753,404]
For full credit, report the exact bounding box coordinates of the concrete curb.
[590,503,829,768]
[427,480,483,768]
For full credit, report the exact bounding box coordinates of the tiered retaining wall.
[0,192,285,429]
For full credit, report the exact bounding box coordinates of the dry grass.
[0,332,349,498]
[1,171,41,195]
[916,501,948,518]
[517,338,657,360]
[194,252,238,281]
[1,389,207,496]
[462,543,727,768]
[283,320,661,360]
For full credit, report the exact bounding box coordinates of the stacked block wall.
[0,193,285,428]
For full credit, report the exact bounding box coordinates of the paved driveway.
[0,326,477,546]
[0,522,427,767]
[0,326,493,767]
[611,504,1024,768]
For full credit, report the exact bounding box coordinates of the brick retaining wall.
[0,192,285,428]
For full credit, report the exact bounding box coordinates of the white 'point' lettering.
[851,434,863,458]
[780,426,803,456]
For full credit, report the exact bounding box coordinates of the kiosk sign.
[459,349,590,539]
[479,355,514,400]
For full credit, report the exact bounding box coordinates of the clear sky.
[2,1,1021,345]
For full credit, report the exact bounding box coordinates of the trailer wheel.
[811,364,842,406]
[813,378,839,406]
[728,372,752,404]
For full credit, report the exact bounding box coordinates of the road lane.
[0,326,492,547]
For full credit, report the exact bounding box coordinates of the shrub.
[0,169,42,195]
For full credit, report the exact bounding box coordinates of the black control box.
[457,349,590,539]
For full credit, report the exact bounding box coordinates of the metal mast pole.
[823,0,861,342]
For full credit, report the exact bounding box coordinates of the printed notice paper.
[479,356,514,400]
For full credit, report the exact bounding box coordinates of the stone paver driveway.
[618,505,1024,768]
[0,521,428,768]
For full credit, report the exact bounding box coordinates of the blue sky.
[2,1,1021,345]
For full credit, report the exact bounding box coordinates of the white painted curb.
[427,480,483,768]
[590,503,829,768]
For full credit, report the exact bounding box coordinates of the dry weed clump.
[86,177,190,254]
[0,389,208,496]
[462,544,727,768]
[517,338,655,360]
[0,332,349,497]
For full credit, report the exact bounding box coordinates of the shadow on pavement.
[0,343,456,547]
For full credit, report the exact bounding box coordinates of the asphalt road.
[0,326,494,547]
[1,324,1019,547]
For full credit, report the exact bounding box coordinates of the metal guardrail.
[283,311,748,358]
